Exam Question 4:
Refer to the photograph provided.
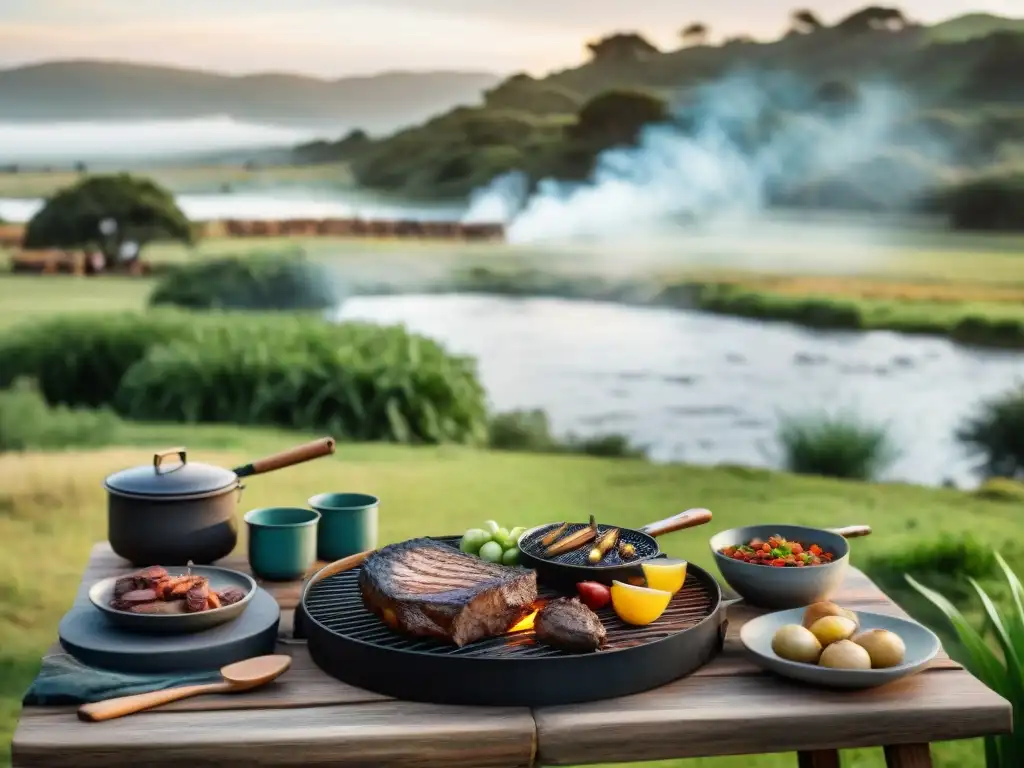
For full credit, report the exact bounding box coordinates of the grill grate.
[304,538,715,659]
[520,521,659,567]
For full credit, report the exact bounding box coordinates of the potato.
[853,629,906,668]
[819,639,872,669]
[808,615,858,647]
[802,601,858,630]
[771,624,823,664]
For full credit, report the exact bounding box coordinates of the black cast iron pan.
[516,508,712,588]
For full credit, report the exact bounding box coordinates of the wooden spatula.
[77,654,292,722]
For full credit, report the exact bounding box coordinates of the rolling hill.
[924,13,1024,44]
[0,61,502,133]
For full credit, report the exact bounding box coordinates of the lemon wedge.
[610,580,672,626]
[641,559,687,594]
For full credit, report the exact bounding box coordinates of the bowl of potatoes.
[739,601,941,689]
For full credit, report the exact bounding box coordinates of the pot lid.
[104,448,237,498]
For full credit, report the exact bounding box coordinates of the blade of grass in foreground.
[906,572,1021,767]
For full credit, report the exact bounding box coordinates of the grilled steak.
[359,538,538,647]
[535,597,606,653]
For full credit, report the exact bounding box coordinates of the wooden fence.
[0,218,506,248]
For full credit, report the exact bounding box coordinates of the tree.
[586,33,660,63]
[568,89,669,147]
[790,9,824,34]
[23,174,193,262]
[835,6,908,34]
[680,23,709,46]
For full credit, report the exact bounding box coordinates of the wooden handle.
[639,508,713,538]
[829,525,872,539]
[233,437,336,478]
[78,681,230,722]
[299,549,375,616]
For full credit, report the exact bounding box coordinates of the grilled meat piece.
[136,566,169,586]
[360,538,538,647]
[534,597,606,653]
[112,575,139,598]
[185,581,210,613]
[217,587,246,606]
[110,588,158,611]
[130,599,187,615]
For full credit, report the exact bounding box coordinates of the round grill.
[301,536,727,706]
[520,521,659,568]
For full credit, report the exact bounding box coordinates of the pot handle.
[639,508,713,538]
[828,525,872,539]
[153,448,187,473]
[233,437,337,478]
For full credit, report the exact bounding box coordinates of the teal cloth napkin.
[23,653,222,706]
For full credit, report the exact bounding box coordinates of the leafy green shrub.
[149,253,338,311]
[488,409,645,458]
[488,409,558,452]
[0,379,123,453]
[0,313,488,445]
[0,311,195,407]
[907,553,1024,768]
[974,477,1024,502]
[774,410,898,480]
[957,385,1024,479]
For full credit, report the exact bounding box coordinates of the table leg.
[884,743,933,768]
[798,750,841,768]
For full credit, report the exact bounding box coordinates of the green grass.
[0,163,352,198]
[1,424,1018,767]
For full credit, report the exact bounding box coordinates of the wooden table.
[13,543,1011,768]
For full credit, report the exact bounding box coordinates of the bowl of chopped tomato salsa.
[709,524,871,608]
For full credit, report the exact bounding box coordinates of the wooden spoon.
[77,654,292,722]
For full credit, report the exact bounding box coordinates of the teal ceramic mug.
[308,492,379,561]
[244,507,320,581]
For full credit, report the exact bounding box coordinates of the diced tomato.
[719,536,831,567]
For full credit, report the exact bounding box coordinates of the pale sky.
[1,0,1020,77]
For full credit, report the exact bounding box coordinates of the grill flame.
[509,610,538,633]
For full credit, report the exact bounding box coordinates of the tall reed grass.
[907,553,1024,767]
[774,410,898,480]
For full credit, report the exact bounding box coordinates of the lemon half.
[641,559,687,594]
[610,580,672,626]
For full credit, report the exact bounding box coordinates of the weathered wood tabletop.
[13,542,1012,768]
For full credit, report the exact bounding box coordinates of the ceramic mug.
[245,507,320,581]
[308,492,379,561]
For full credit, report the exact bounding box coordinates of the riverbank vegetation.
[773,410,898,480]
[0,312,490,445]
[5,233,1024,348]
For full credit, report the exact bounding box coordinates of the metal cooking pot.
[103,437,336,566]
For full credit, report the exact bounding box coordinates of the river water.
[337,294,1024,488]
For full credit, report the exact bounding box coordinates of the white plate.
[740,607,941,689]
